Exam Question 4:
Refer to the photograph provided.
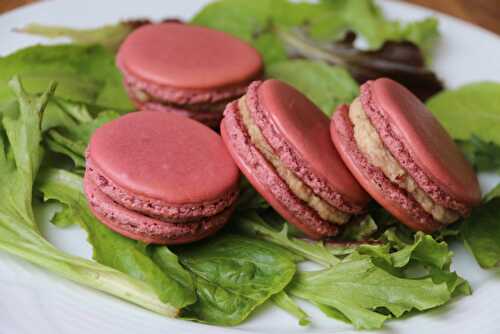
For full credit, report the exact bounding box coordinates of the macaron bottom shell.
[84,175,234,245]
[86,157,238,223]
[123,75,247,128]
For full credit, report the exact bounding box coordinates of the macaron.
[116,22,263,128]
[221,80,370,239]
[84,111,240,244]
[330,78,481,233]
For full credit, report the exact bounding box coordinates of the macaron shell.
[86,157,238,223]
[257,80,369,207]
[88,111,239,205]
[221,102,338,239]
[367,78,480,206]
[84,175,233,245]
[135,101,224,129]
[123,67,250,106]
[331,105,442,233]
[117,23,263,90]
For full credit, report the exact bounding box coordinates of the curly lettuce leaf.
[266,60,359,115]
[0,77,176,317]
[43,98,119,169]
[239,210,468,329]
[179,234,296,325]
[37,168,196,309]
[287,254,452,330]
[340,215,378,241]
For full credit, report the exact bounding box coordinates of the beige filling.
[349,98,459,224]
[130,87,227,113]
[238,97,350,224]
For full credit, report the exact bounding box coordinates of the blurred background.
[1,0,500,35]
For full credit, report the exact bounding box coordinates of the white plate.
[1,1,500,333]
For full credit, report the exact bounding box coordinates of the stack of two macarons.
[85,22,262,244]
[116,22,263,128]
[84,22,480,244]
[84,112,240,244]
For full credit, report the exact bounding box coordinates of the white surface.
[1,1,500,333]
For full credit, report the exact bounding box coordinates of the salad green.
[267,60,359,114]
[0,0,499,331]
[191,0,438,54]
[179,234,297,325]
[38,169,196,309]
[0,44,132,110]
[0,77,177,317]
[462,192,500,268]
[428,82,500,144]
[289,255,451,330]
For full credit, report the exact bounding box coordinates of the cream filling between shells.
[349,97,459,224]
[238,96,350,225]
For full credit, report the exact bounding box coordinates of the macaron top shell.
[88,111,239,204]
[258,80,369,206]
[364,78,480,206]
[117,23,263,90]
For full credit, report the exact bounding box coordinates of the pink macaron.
[221,80,370,239]
[330,78,481,233]
[116,23,263,127]
[84,111,240,244]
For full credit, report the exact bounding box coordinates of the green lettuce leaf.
[308,1,439,53]
[457,135,500,174]
[340,215,378,241]
[236,178,270,211]
[37,168,196,308]
[236,211,340,266]
[179,234,296,325]
[427,82,500,144]
[287,254,452,330]
[0,76,177,317]
[192,0,438,55]
[0,44,132,110]
[271,291,310,326]
[484,183,500,202]
[377,230,452,268]
[462,196,500,268]
[43,98,119,168]
[15,20,148,52]
[266,60,359,115]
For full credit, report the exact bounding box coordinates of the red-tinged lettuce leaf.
[278,29,443,101]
